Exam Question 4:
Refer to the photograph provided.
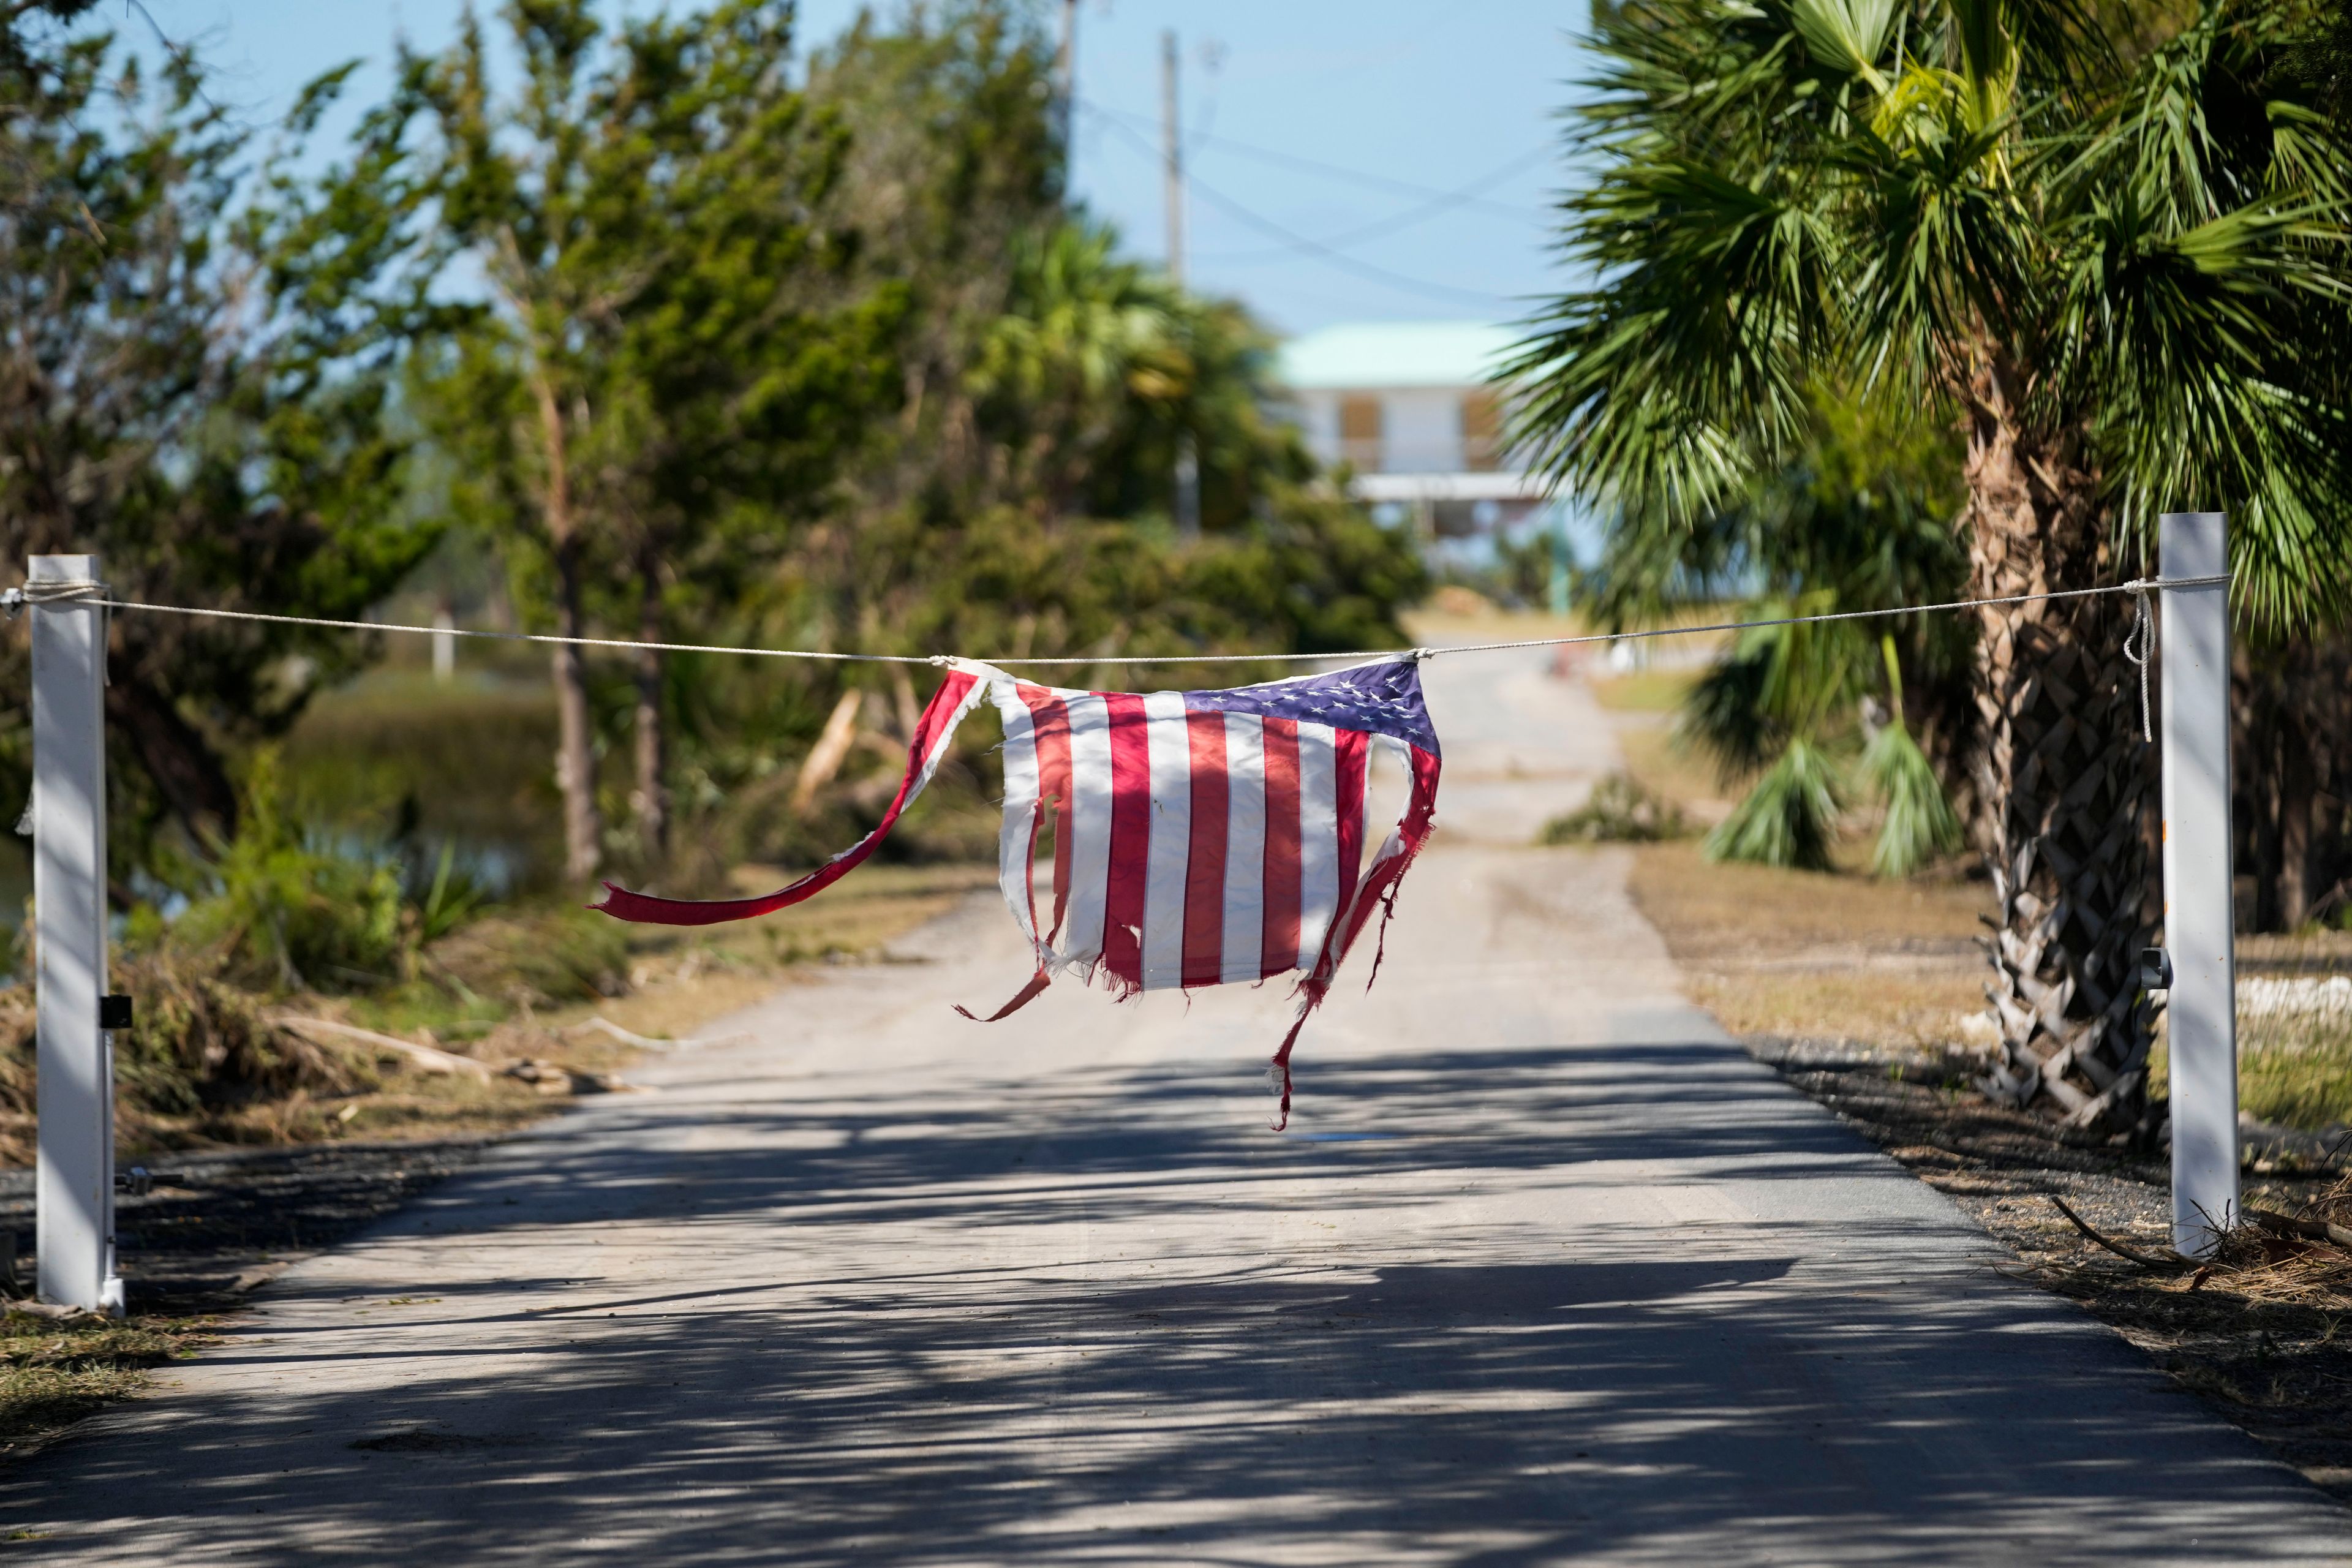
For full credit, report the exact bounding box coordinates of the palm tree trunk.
[1963,385,2154,1131]
[631,554,668,859]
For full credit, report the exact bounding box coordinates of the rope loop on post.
[2,579,106,621]
[2120,579,2155,744]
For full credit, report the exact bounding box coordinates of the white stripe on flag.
[1139,691,1193,989]
[1219,711,1267,984]
[1059,693,1115,972]
[1342,734,1400,932]
[1295,721,1339,970]
[996,696,1041,949]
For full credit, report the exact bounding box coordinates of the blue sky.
[146,0,1590,339]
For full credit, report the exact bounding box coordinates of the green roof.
[1276,320,1518,391]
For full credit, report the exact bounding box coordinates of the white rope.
[1,579,105,618]
[0,573,2231,670]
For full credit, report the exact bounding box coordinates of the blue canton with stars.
[1180,659,1439,759]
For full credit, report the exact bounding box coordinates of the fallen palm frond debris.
[2045,1174,2352,1309]
[2046,1195,2196,1273]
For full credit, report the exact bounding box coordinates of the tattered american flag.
[595,657,1442,1125]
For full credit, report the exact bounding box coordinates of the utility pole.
[1161,29,1184,285]
[1162,28,1200,538]
[1053,0,1079,157]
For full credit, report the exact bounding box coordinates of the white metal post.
[2160,513,2236,1256]
[31,554,119,1313]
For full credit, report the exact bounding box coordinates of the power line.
[1086,110,1515,309]
[1199,144,1555,265]
[1185,175,1517,307]
[1081,99,1546,220]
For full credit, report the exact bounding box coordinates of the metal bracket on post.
[2159,514,2236,1257]
[30,554,119,1314]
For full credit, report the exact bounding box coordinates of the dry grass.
[1627,838,1991,1048]
[0,1312,214,1459]
[0,860,998,1169]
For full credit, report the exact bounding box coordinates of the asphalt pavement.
[4,653,2348,1565]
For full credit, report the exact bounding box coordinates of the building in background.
[1276,320,1552,545]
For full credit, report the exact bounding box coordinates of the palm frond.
[1862,719,1962,876]
[1704,736,1844,870]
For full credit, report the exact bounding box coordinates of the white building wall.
[1293,390,1342,464]
[1379,390,1461,474]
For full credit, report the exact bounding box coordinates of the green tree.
[0,8,437,860]
[631,4,1423,875]
[1596,389,1969,875]
[355,0,900,880]
[970,221,1191,517]
[1514,0,2352,1128]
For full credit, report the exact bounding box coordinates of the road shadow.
[3,1033,2344,1564]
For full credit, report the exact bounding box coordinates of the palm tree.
[970,221,1189,516]
[1513,0,2352,1128]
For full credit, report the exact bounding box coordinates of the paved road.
[7,656,2350,1565]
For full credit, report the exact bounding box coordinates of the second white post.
[2160,511,2236,1256]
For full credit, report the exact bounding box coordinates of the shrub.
[1540,772,1687,845]
[170,752,407,993]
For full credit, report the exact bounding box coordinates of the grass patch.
[1627,837,1991,1049]
[0,1313,213,1458]
[2146,1024,2352,1133]
[280,671,567,897]
[2240,1038,2352,1130]
[1587,668,1698,714]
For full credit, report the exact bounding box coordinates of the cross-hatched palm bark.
[1960,388,2156,1122]
[1970,550,2154,1121]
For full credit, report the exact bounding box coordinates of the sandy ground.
[2,654,2348,1564]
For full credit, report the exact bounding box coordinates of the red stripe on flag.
[1019,683,1074,946]
[1330,743,1442,974]
[595,668,980,925]
[1270,740,1444,1131]
[1101,693,1152,988]
[1181,709,1229,989]
[1260,716,1302,979]
[1332,728,1369,946]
